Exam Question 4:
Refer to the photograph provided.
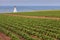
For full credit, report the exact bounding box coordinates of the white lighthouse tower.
[13,6,17,12]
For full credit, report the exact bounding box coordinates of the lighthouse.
[13,6,17,12]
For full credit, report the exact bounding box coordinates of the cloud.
[0,0,60,6]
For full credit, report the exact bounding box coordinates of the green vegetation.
[0,13,60,40]
[11,10,60,17]
[0,10,60,40]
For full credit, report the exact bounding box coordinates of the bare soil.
[4,14,60,20]
[0,32,10,40]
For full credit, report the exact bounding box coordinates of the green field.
[0,11,60,40]
[11,10,60,17]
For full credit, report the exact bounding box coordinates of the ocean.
[0,6,60,13]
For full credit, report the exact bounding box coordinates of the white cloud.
[0,0,60,6]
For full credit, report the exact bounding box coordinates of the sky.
[0,0,60,6]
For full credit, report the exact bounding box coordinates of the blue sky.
[0,0,60,6]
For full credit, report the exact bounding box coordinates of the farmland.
[11,10,60,17]
[0,11,60,40]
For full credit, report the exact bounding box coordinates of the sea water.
[0,6,60,13]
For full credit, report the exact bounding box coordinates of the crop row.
[0,15,60,40]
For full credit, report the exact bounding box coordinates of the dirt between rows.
[0,32,10,40]
[4,14,60,20]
